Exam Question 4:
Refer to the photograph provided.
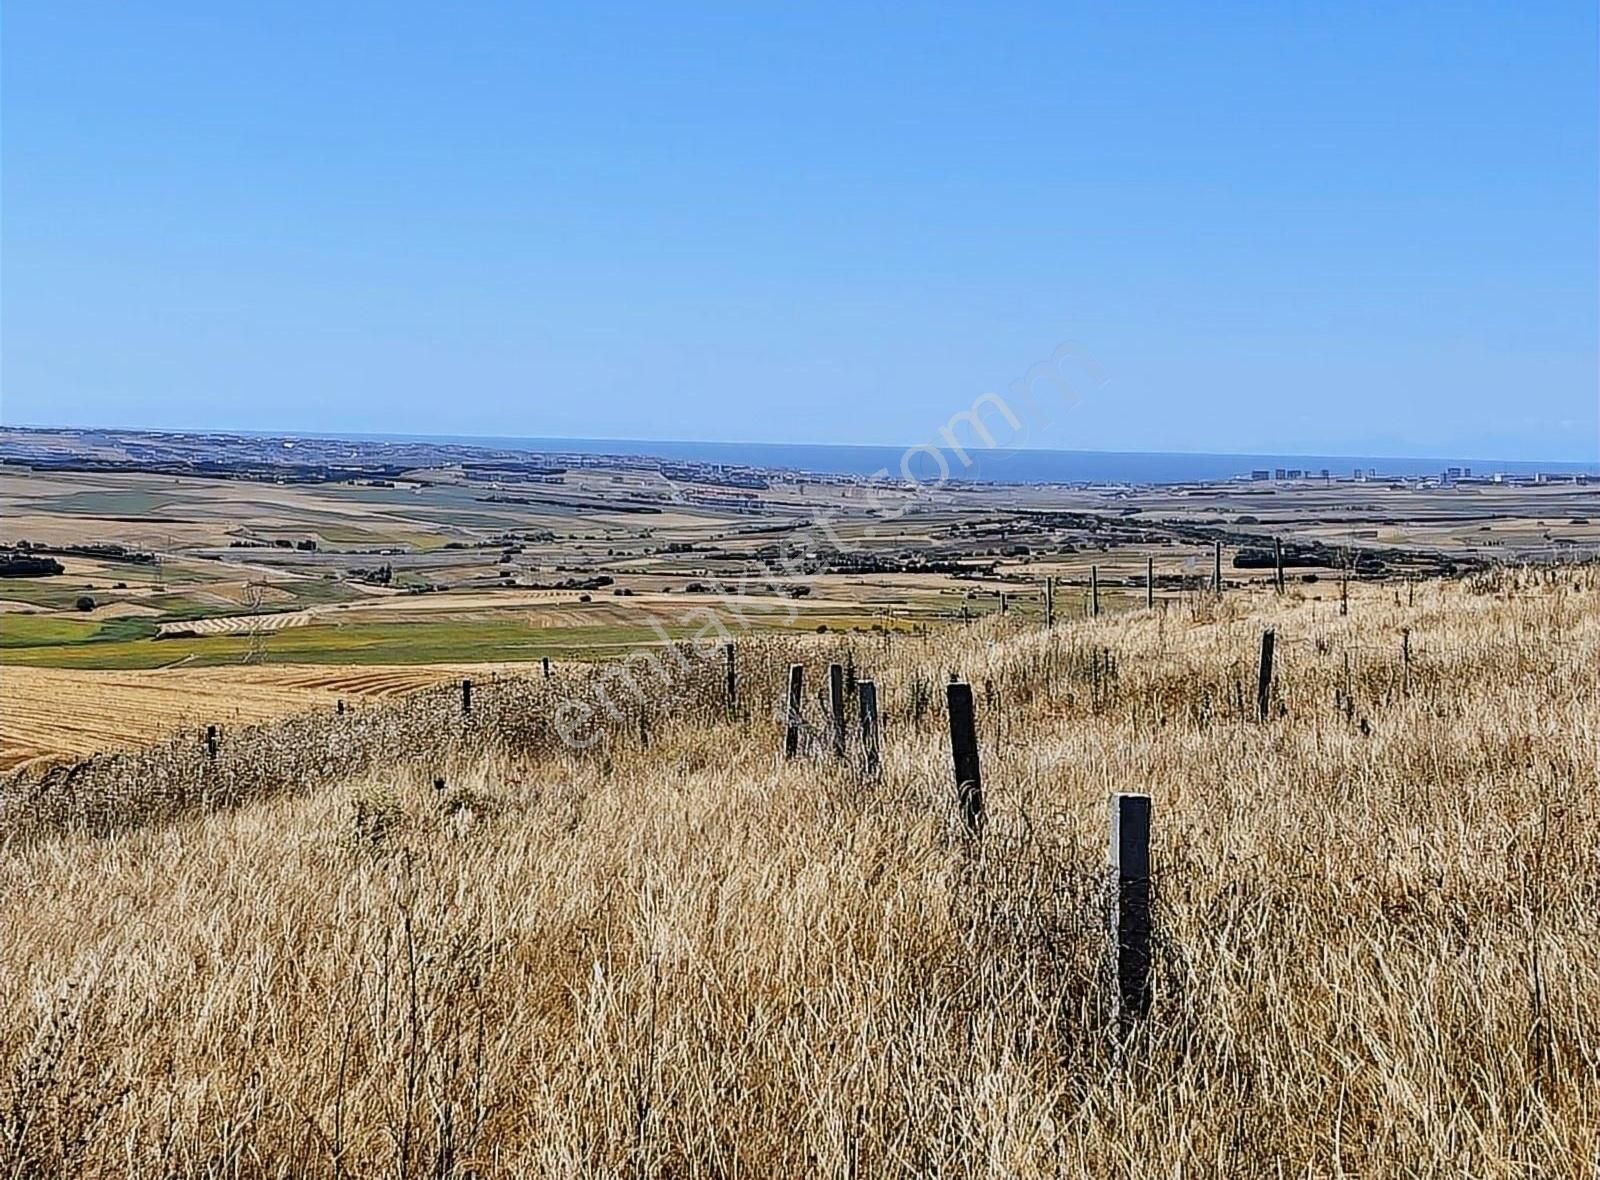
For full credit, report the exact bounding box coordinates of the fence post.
[1045,576,1055,626]
[461,678,472,715]
[829,663,847,758]
[999,591,1007,616]
[1274,538,1285,594]
[1340,575,1349,617]
[639,711,650,748]
[1257,629,1275,721]
[1401,627,1411,695]
[725,642,737,713]
[1090,565,1100,617]
[783,664,804,759]
[205,725,218,761]
[858,680,880,778]
[946,682,984,836]
[542,657,551,679]
[1110,793,1153,1027]
[1213,540,1224,594]
[1146,556,1154,610]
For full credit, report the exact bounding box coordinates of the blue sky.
[4,3,1596,460]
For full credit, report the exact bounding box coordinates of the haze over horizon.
[4,3,1597,462]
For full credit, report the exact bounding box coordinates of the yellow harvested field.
[155,608,315,636]
[0,664,457,773]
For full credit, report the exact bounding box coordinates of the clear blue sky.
[4,3,1596,460]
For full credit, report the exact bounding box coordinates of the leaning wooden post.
[1045,576,1056,627]
[1110,793,1153,1027]
[783,664,804,759]
[1090,565,1101,617]
[858,680,881,778]
[724,642,737,713]
[1213,540,1224,594]
[828,663,847,758]
[1274,538,1285,594]
[946,682,985,836]
[461,678,473,715]
[1256,629,1275,721]
[1145,556,1154,610]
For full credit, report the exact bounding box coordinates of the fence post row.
[1110,793,1153,1027]
[1256,629,1275,721]
[946,682,985,836]
[783,664,804,759]
[858,680,881,778]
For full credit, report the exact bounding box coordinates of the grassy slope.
[0,574,1595,1176]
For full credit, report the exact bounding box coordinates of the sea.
[380,434,1599,486]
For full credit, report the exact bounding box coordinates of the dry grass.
[1,571,1597,1177]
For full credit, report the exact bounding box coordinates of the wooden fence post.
[336,699,345,716]
[999,592,1007,616]
[1045,576,1055,627]
[1213,540,1224,594]
[461,678,472,715]
[1340,575,1349,617]
[783,664,804,759]
[1257,629,1275,721]
[1401,627,1411,695]
[1274,538,1285,594]
[205,725,218,761]
[1091,565,1100,617]
[1146,556,1154,610]
[858,680,880,778]
[542,657,551,679]
[725,642,737,713]
[946,682,985,836]
[1110,793,1153,1026]
[829,663,847,758]
[639,711,650,748]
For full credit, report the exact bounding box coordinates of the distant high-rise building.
[1462,467,1472,478]
[1287,468,1303,480]
[1320,468,1331,482]
[1274,468,1287,480]
[1353,467,1364,481]
[1250,469,1270,481]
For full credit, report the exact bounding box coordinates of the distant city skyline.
[4,3,1596,462]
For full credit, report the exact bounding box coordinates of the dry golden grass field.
[0,571,1596,1177]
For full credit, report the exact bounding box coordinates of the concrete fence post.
[783,664,804,759]
[858,680,880,778]
[1257,629,1276,721]
[946,682,984,836]
[1110,793,1153,1027]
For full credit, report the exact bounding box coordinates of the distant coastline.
[279,430,1600,485]
[5,424,1598,486]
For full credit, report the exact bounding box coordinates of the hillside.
[1,572,1596,1177]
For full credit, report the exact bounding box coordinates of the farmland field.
[0,568,1595,1175]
